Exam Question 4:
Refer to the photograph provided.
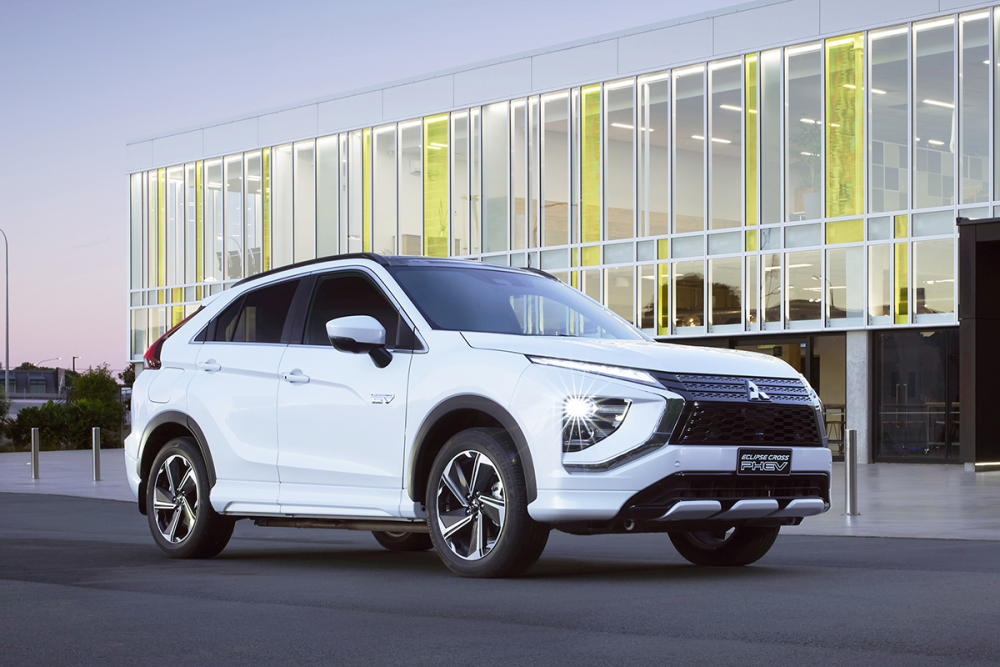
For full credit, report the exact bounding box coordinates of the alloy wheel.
[435,450,506,560]
[152,454,199,544]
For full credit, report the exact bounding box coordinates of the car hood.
[460,332,799,379]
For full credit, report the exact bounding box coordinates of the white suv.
[126,254,831,578]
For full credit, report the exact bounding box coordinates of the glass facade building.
[128,3,998,463]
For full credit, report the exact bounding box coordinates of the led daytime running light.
[528,356,661,387]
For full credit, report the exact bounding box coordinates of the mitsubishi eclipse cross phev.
[126,253,831,578]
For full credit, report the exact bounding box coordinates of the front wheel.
[668,525,780,566]
[146,437,235,559]
[426,428,549,578]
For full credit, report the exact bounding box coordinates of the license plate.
[737,448,792,475]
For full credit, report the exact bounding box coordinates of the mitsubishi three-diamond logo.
[746,380,770,402]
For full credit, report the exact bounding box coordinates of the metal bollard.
[92,427,101,482]
[30,428,39,480]
[844,429,860,516]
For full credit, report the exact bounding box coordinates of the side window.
[303,273,408,348]
[212,279,299,343]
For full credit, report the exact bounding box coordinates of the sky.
[0,0,743,375]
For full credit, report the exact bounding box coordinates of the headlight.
[527,356,661,388]
[562,397,631,452]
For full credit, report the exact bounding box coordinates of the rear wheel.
[668,526,780,566]
[372,531,433,552]
[146,437,234,559]
[426,428,549,578]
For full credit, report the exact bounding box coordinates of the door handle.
[281,370,310,384]
[197,360,221,373]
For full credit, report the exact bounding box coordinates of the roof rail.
[232,253,389,287]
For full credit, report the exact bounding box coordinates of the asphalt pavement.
[2,492,1000,666]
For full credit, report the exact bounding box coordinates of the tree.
[118,365,136,387]
[73,364,121,405]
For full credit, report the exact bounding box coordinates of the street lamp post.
[72,356,81,373]
[35,357,61,367]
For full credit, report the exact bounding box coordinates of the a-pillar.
[845,330,870,464]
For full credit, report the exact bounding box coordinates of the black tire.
[668,526,780,567]
[146,437,235,559]
[426,428,549,578]
[372,530,433,552]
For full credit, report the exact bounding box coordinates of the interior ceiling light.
[871,26,907,39]
[719,104,742,112]
[915,18,955,31]
[786,43,821,55]
[961,10,989,21]
[923,99,955,108]
[872,88,887,94]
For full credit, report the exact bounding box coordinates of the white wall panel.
[532,41,618,92]
[317,90,383,134]
[618,19,714,74]
[203,118,258,158]
[383,76,454,121]
[939,0,994,9]
[126,141,153,173]
[713,0,820,54]
[821,0,939,33]
[455,59,532,106]
[258,105,319,147]
[151,131,203,168]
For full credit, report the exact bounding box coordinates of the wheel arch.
[408,395,537,506]
[137,411,216,516]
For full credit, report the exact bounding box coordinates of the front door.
[276,271,414,517]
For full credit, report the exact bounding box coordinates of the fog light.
[563,397,631,452]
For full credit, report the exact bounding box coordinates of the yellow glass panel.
[196,286,202,301]
[826,218,864,244]
[195,161,204,284]
[571,247,579,267]
[894,214,908,239]
[171,289,184,327]
[424,115,448,257]
[581,245,600,267]
[571,271,579,289]
[363,128,372,253]
[657,238,669,260]
[262,148,271,272]
[657,263,670,336]
[581,85,601,243]
[825,33,864,218]
[746,230,758,251]
[157,168,166,291]
[894,242,908,324]
[745,55,758,226]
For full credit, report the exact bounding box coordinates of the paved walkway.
[3,450,999,541]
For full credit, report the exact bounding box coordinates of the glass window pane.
[914,238,954,315]
[869,244,891,317]
[471,108,482,254]
[529,97,540,248]
[305,274,401,347]
[961,12,989,204]
[746,254,758,325]
[260,152,269,274]
[638,73,669,237]
[270,148,292,268]
[423,115,449,257]
[674,260,705,327]
[204,159,226,279]
[131,309,146,360]
[157,169,166,290]
[292,142,314,262]
[895,242,909,323]
[483,103,509,253]
[604,266,634,323]
[398,121,422,255]
[542,92,570,247]
[710,59,742,229]
[745,55,758,227]
[451,113,468,255]
[914,18,956,208]
[130,173,142,290]
[761,49,781,223]
[223,157,243,280]
[581,268,600,302]
[656,263,670,334]
[316,136,339,257]
[786,250,821,322]
[511,99,527,250]
[185,163,197,286]
[827,246,864,320]
[826,34,864,218]
[374,125,397,255]
[786,43,823,221]
[913,209,954,236]
[244,154,262,276]
[763,253,782,323]
[606,79,634,240]
[674,66,705,233]
[363,129,372,253]
[347,131,363,254]
[581,85,602,243]
[166,167,184,287]
[339,134,349,253]
[710,256,741,326]
[785,223,822,247]
[639,264,655,329]
[870,27,909,213]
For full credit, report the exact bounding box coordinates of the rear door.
[276,269,415,517]
[186,278,301,514]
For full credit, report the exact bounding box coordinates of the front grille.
[627,472,830,518]
[676,402,824,447]
[655,372,812,404]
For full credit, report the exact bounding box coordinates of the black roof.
[232,253,556,288]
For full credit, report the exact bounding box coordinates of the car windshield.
[387,266,646,340]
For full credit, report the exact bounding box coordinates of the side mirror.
[326,315,392,368]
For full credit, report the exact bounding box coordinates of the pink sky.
[0,0,742,375]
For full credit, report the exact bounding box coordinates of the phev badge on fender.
[371,394,395,405]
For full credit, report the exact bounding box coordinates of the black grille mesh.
[676,403,823,446]
[671,374,811,403]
